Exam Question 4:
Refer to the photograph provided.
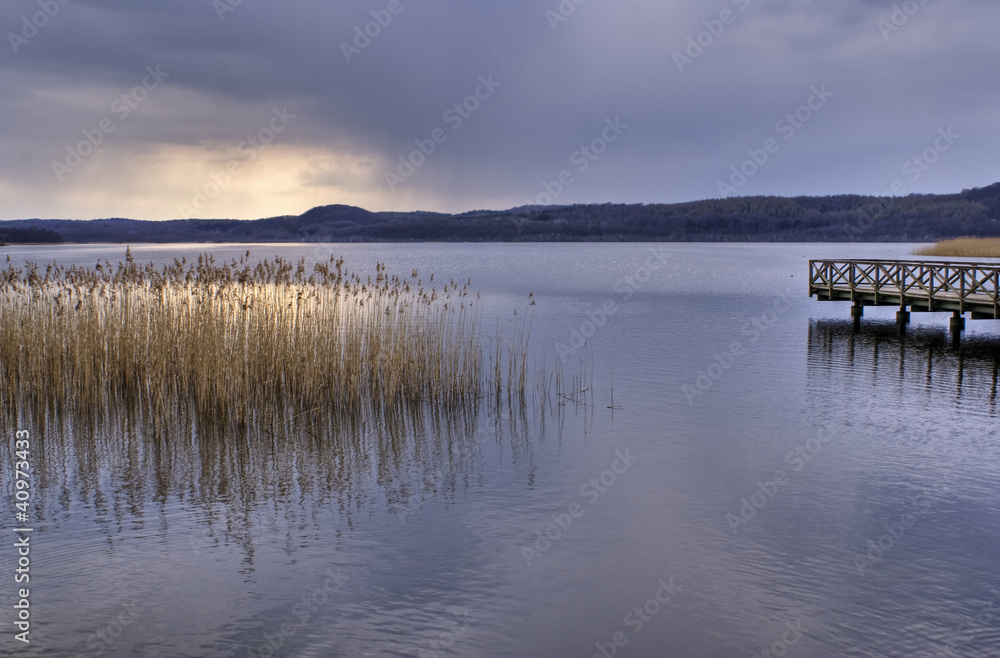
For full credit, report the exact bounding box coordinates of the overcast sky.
[2,0,998,220]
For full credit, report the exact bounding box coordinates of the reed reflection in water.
[0,378,585,655]
[2,381,574,561]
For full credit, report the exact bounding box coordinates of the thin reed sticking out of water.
[0,249,523,420]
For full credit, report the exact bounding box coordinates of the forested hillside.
[4,184,1000,243]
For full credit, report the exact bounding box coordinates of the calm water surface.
[2,242,1000,657]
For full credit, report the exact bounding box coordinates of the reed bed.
[913,237,1000,258]
[0,249,507,420]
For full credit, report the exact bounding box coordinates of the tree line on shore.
[4,182,1000,244]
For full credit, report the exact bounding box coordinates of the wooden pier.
[809,259,1000,337]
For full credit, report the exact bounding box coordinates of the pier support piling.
[896,309,910,334]
[851,303,863,331]
[950,311,965,343]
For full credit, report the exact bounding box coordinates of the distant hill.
[4,184,1000,243]
[0,226,64,245]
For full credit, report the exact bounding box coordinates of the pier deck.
[809,259,1000,334]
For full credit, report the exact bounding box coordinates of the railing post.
[960,267,966,314]
[874,264,881,306]
[927,265,934,312]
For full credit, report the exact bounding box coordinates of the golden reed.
[914,237,1000,258]
[0,249,521,419]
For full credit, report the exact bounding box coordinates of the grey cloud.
[1,0,998,218]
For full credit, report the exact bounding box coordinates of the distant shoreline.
[4,182,1000,244]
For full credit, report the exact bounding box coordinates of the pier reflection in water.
[807,320,1000,416]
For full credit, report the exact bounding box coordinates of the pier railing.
[808,259,1000,319]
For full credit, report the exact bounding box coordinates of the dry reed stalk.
[913,237,1000,258]
[0,250,523,421]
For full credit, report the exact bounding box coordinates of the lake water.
[2,242,1000,657]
